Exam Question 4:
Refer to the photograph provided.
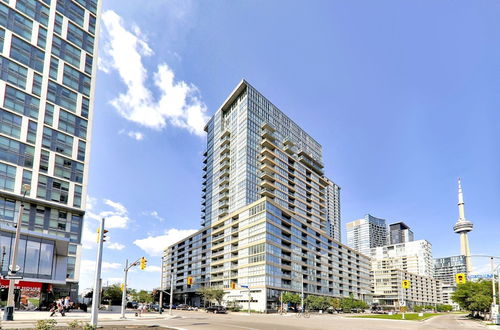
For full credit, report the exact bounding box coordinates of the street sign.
[402,280,410,289]
[8,265,20,272]
[4,275,23,280]
[468,274,493,279]
[400,301,406,307]
[455,273,467,284]
[240,285,249,289]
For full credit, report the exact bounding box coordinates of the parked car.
[177,304,190,310]
[127,302,138,309]
[150,304,160,311]
[206,305,227,314]
[188,306,198,311]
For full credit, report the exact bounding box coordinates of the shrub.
[36,319,57,330]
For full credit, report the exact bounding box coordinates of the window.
[16,0,50,26]
[39,150,49,173]
[49,56,58,80]
[32,72,42,96]
[22,169,31,189]
[51,35,80,67]
[0,56,27,89]
[77,140,85,161]
[54,13,62,35]
[0,162,15,191]
[37,174,69,204]
[81,96,89,118]
[0,197,15,222]
[67,21,94,53]
[44,103,54,126]
[38,240,54,276]
[73,185,82,208]
[42,126,73,156]
[56,0,85,27]
[0,109,22,138]
[4,85,39,118]
[58,109,87,138]
[84,54,93,75]
[0,3,32,40]
[26,120,37,144]
[63,64,91,96]
[47,81,77,112]
[37,26,47,48]
[54,155,84,183]
[74,0,97,14]
[10,35,44,72]
[0,135,34,167]
[0,27,4,49]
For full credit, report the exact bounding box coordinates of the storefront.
[0,280,54,309]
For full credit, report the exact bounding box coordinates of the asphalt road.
[0,310,492,329]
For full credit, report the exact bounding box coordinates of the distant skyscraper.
[371,240,434,277]
[434,255,467,308]
[0,0,100,305]
[325,179,341,242]
[389,222,414,244]
[453,179,473,273]
[346,214,388,255]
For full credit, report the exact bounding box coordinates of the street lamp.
[3,184,30,321]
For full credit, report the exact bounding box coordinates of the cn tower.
[453,178,473,273]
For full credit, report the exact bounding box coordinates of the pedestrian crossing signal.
[402,280,411,289]
[455,273,466,284]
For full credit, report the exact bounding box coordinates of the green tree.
[452,280,492,316]
[281,292,301,305]
[329,297,341,310]
[198,287,225,305]
[436,304,453,312]
[102,284,122,305]
[131,290,153,304]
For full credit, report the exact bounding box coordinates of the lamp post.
[469,255,500,321]
[3,184,30,321]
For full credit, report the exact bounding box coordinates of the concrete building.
[370,240,434,277]
[389,222,414,244]
[453,178,473,273]
[325,179,341,242]
[0,0,100,306]
[434,255,467,308]
[346,214,388,256]
[372,269,442,310]
[162,80,372,312]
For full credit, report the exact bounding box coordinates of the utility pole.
[159,256,164,314]
[248,287,251,314]
[3,185,30,321]
[120,259,129,319]
[492,257,498,320]
[91,218,105,327]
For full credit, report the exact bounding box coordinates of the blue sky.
[80,0,500,291]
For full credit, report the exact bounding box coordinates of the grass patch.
[351,313,443,321]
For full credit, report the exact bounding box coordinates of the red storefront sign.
[0,279,42,292]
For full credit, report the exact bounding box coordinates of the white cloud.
[85,198,130,229]
[80,260,123,274]
[104,199,127,215]
[133,228,197,257]
[100,10,208,136]
[144,265,161,273]
[119,129,145,141]
[107,242,126,250]
[143,211,165,222]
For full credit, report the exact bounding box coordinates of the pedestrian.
[49,299,65,317]
[64,296,70,312]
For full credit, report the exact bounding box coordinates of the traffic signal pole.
[120,257,143,319]
[91,218,105,327]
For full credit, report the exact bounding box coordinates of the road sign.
[468,274,493,279]
[402,280,411,289]
[400,301,406,307]
[8,265,20,272]
[4,275,23,280]
[240,285,249,289]
[455,273,467,284]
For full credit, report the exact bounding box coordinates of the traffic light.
[140,257,147,270]
[402,280,411,289]
[96,228,109,242]
[230,282,236,289]
[187,276,193,286]
[456,273,466,284]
